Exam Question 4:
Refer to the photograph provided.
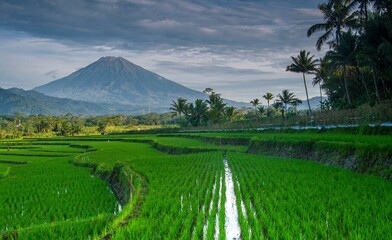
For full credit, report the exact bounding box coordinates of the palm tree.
[170,98,188,121]
[372,0,392,15]
[207,92,227,123]
[286,50,319,114]
[262,93,274,108]
[313,58,332,103]
[203,87,214,95]
[225,106,239,122]
[359,13,391,101]
[186,99,208,127]
[272,100,284,117]
[313,72,324,104]
[277,90,302,116]
[307,0,358,50]
[250,98,260,115]
[257,106,266,117]
[326,30,360,106]
[356,0,370,23]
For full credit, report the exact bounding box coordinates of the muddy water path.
[224,157,241,239]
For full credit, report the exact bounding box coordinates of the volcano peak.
[34,56,204,106]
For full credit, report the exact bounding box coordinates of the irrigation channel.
[223,156,241,239]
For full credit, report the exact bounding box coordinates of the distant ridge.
[0,88,105,115]
[34,56,207,107]
[0,87,171,115]
[297,96,322,110]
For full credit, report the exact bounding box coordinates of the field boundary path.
[100,164,147,240]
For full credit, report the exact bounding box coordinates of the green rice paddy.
[0,131,391,239]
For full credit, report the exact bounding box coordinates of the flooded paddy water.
[224,157,241,239]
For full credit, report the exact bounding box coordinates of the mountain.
[0,87,200,115]
[0,87,113,115]
[0,87,321,116]
[297,96,323,110]
[34,56,208,108]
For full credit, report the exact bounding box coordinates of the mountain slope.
[0,88,109,115]
[34,56,206,106]
[297,96,323,110]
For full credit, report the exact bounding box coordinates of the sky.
[0,0,326,102]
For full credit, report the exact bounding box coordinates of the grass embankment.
[176,130,392,180]
[47,134,246,153]
[124,136,246,154]
[72,149,147,239]
[248,138,392,179]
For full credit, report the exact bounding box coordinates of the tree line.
[170,88,305,127]
[0,113,173,138]
[290,0,392,111]
[173,0,392,127]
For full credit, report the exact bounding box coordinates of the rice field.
[228,152,392,239]
[0,142,118,239]
[0,131,391,239]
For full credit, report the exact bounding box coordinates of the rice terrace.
[0,128,391,239]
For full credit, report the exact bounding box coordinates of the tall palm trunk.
[355,66,371,101]
[284,103,288,116]
[364,2,368,22]
[372,64,381,102]
[302,73,312,114]
[343,65,352,106]
[319,83,323,102]
[360,1,369,23]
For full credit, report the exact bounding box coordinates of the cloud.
[0,0,325,101]
[139,19,184,29]
[295,8,323,18]
[44,70,60,79]
[0,0,322,49]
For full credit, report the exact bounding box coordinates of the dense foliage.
[0,113,174,138]
[306,0,392,108]
[169,0,392,129]
[170,89,308,127]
